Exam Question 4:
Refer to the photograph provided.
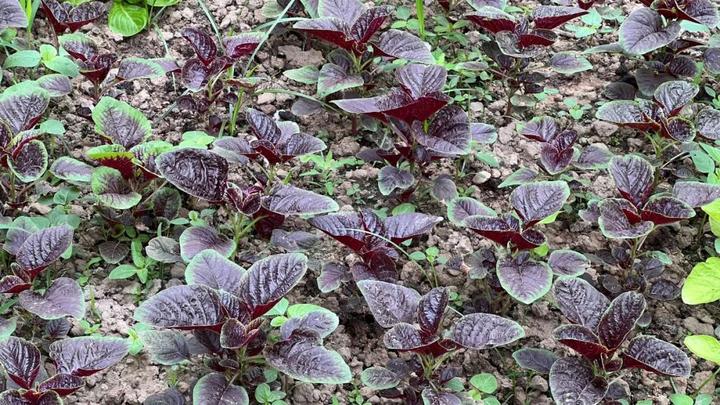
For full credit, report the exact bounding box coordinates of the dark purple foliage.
[41,0,105,34]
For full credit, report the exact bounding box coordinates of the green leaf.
[108,0,148,37]
[255,384,272,403]
[265,298,289,317]
[409,251,426,261]
[470,373,497,394]
[696,394,714,405]
[92,96,152,148]
[283,66,319,85]
[669,394,694,405]
[684,335,720,364]
[44,55,79,77]
[179,131,215,148]
[109,264,138,280]
[682,257,720,304]
[4,50,40,68]
[40,119,65,135]
[147,0,180,6]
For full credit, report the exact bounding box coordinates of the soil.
[3,0,718,404]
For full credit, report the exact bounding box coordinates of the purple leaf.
[50,156,93,183]
[0,0,27,30]
[430,175,458,203]
[672,181,720,208]
[414,105,471,156]
[181,58,210,91]
[641,196,694,225]
[309,212,365,251]
[597,291,645,349]
[512,348,558,374]
[496,253,552,304]
[38,373,84,396]
[262,184,339,216]
[349,6,392,44]
[0,87,50,133]
[212,136,253,163]
[499,167,539,188]
[619,8,681,55]
[49,336,129,377]
[361,366,401,390]
[317,263,351,293]
[237,253,307,318]
[378,166,415,196]
[548,249,589,277]
[182,28,217,65]
[116,58,164,81]
[470,122,497,144]
[192,373,248,405]
[553,278,609,330]
[138,329,194,365]
[522,116,559,142]
[418,288,448,336]
[145,236,181,264]
[609,155,654,208]
[604,81,637,100]
[598,198,654,239]
[622,335,690,377]
[595,100,656,131]
[280,310,339,340]
[675,0,718,26]
[421,389,462,405]
[375,30,433,64]
[357,280,421,328]
[156,148,229,202]
[91,167,141,209]
[396,64,446,99]
[574,144,613,170]
[270,229,319,252]
[382,323,427,351]
[15,225,73,276]
[219,318,249,349]
[333,87,449,123]
[553,325,608,360]
[540,143,574,175]
[9,140,48,183]
[510,181,570,226]
[466,6,517,33]
[450,313,524,349]
[266,334,351,384]
[37,74,72,97]
[705,47,720,75]
[533,6,587,29]
[549,52,592,75]
[384,213,442,243]
[447,197,496,225]
[696,107,720,140]
[549,357,608,405]
[318,0,364,22]
[134,285,225,330]
[185,249,246,292]
[92,97,151,149]
[0,276,31,294]
[179,226,235,262]
[653,80,698,116]
[18,277,85,320]
[0,337,40,389]
[293,18,355,52]
[223,32,263,59]
[317,63,363,98]
[144,388,185,405]
[246,107,282,143]
[648,278,681,301]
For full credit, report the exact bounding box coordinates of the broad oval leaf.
[447,197,496,225]
[553,324,608,360]
[597,291,646,349]
[417,287,448,336]
[0,337,40,389]
[92,97,151,149]
[16,225,73,274]
[384,213,442,243]
[266,335,352,384]
[134,285,225,329]
[50,156,93,183]
[91,167,141,209]
[361,366,400,390]
[145,388,186,405]
[382,323,426,351]
[598,198,654,239]
[450,313,524,349]
[49,336,129,376]
[550,52,592,75]
[674,181,720,208]
[512,347,558,374]
[317,63,363,98]
[595,100,653,129]
[548,249,589,277]
[262,184,339,216]
[696,107,720,140]
[181,27,217,65]
[510,181,570,225]
[0,0,28,29]
[619,8,681,55]
[706,47,720,75]
[682,257,720,305]
[641,196,695,225]
[138,329,193,365]
[223,32,263,59]
[18,277,85,320]
[654,80,698,115]
[38,373,84,396]
[622,335,690,377]
[608,155,654,208]
[145,236,181,264]
[237,253,307,318]
[378,166,415,196]
[179,226,235,262]
[357,280,421,328]
[116,57,164,81]
[532,5,587,29]
[9,140,48,183]
[280,309,339,340]
[0,86,50,133]
[574,144,613,170]
[549,357,608,405]
[522,116,558,142]
[553,278,609,330]
[192,373,248,405]
[496,254,552,304]
[317,263,351,293]
[375,29,433,64]
[185,249,246,292]
[156,148,229,202]
[684,334,720,365]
